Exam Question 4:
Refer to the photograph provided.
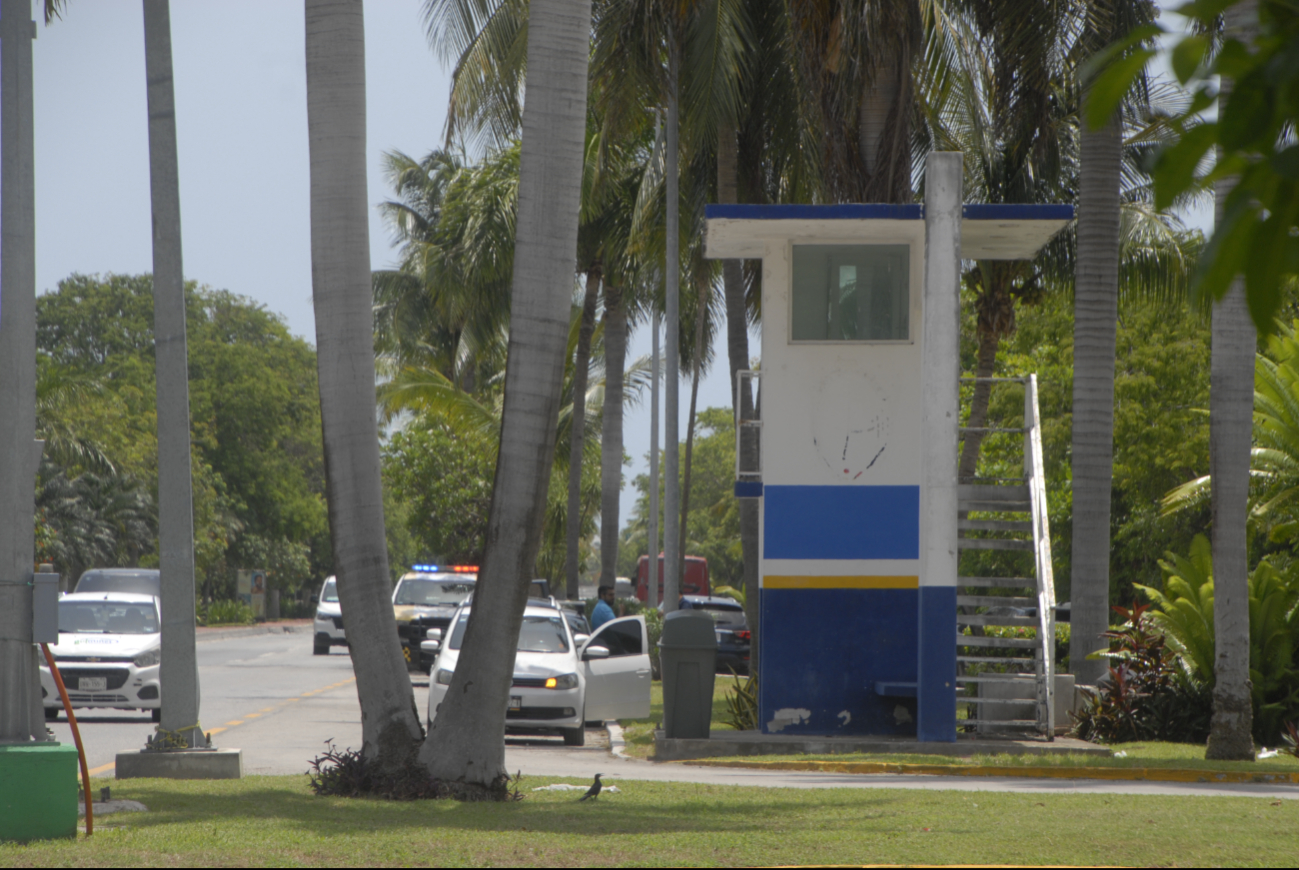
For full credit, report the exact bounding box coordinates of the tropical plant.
[723,670,758,731]
[1137,534,1299,745]
[1071,603,1213,743]
[418,0,598,793]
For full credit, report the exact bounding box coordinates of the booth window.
[791,244,910,341]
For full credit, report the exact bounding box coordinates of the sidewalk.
[195,619,312,643]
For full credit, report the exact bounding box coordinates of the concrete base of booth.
[0,742,79,842]
[115,748,243,779]
[653,730,1109,761]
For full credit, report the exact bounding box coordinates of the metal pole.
[662,41,681,613]
[143,0,202,748]
[0,0,41,743]
[647,311,660,609]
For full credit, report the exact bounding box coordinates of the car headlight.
[435,668,454,685]
[545,673,578,690]
[133,648,161,668]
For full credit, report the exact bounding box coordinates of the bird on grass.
[579,773,604,801]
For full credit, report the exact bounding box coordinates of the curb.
[195,622,311,643]
[606,721,637,761]
[684,758,1299,784]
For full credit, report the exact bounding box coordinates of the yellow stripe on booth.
[763,575,919,589]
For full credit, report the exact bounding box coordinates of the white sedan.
[425,600,650,746]
[40,592,163,721]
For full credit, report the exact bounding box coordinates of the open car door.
[581,615,651,721]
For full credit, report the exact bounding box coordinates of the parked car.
[312,576,345,655]
[424,599,650,745]
[635,554,709,600]
[393,567,477,669]
[40,592,162,721]
[675,595,750,675]
[74,568,160,598]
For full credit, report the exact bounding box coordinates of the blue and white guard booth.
[704,153,1072,742]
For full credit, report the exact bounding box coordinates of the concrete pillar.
[917,152,962,742]
[144,0,202,747]
[0,0,41,744]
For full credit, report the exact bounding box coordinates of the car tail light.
[736,630,751,641]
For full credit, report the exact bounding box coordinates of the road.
[45,631,1299,801]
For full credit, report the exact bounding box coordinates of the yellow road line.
[77,676,359,779]
[687,758,1299,784]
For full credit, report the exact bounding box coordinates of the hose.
[40,643,92,837]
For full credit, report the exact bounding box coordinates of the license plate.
[78,677,107,691]
[509,695,522,710]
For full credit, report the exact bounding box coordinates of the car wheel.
[562,726,585,747]
[45,707,59,721]
[313,636,330,655]
[151,708,161,723]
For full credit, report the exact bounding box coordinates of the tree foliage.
[34,273,330,600]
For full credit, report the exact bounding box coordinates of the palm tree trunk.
[957,325,999,481]
[0,0,42,742]
[143,0,203,748]
[678,277,706,583]
[1069,111,1122,687]
[647,311,661,608]
[662,38,682,612]
[600,283,627,586]
[420,0,593,788]
[565,268,601,599]
[718,121,759,661]
[1206,0,1258,761]
[305,0,422,770]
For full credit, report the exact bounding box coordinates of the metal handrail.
[1023,374,1056,738]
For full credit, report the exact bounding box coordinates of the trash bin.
[659,609,718,739]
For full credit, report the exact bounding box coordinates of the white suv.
[41,592,163,721]
[312,576,345,655]
[425,600,650,745]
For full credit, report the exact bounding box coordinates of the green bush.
[1137,535,1299,745]
[1071,604,1212,744]
[203,599,255,626]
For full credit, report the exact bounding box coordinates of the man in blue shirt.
[590,585,617,630]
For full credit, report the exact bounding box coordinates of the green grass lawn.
[699,742,1299,774]
[3,775,1297,867]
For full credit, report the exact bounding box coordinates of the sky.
[20,0,1206,545]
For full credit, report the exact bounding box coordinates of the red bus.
[635,554,710,601]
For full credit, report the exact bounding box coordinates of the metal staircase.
[955,375,1057,738]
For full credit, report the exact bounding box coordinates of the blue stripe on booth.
[763,485,919,560]
[917,585,957,742]
[759,587,918,736]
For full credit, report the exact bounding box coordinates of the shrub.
[1137,535,1299,745]
[723,670,758,731]
[307,742,522,802]
[203,599,255,626]
[1071,603,1212,744]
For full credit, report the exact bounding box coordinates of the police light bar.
[410,564,478,574]
[411,564,439,572]
[448,565,478,573]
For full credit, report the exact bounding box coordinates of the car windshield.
[59,600,159,634]
[394,579,475,606]
[321,579,339,603]
[75,570,160,597]
[448,613,571,653]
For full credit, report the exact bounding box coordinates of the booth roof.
[703,203,1073,261]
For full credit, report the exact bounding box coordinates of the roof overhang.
[704,203,1073,261]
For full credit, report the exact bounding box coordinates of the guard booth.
[704,153,1071,742]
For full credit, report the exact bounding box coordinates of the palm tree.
[305,0,423,772]
[418,0,597,789]
[142,0,204,749]
[1205,0,1258,761]
[1071,0,1158,687]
